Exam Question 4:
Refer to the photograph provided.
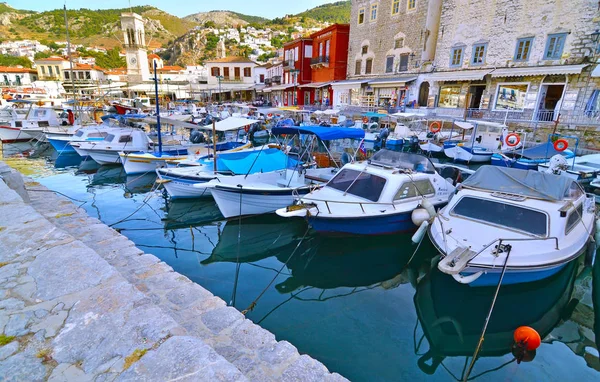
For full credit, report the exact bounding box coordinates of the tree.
[0,54,32,68]
[34,51,53,60]
[257,51,276,62]
[204,21,216,28]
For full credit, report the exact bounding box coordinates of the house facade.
[282,38,313,106]
[0,66,38,86]
[34,57,71,81]
[205,56,258,101]
[303,24,350,106]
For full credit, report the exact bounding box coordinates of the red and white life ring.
[554,139,569,152]
[505,133,520,147]
[429,121,441,133]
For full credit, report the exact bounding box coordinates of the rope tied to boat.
[241,225,312,315]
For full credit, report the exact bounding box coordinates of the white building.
[34,57,71,81]
[120,12,150,82]
[0,66,38,86]
[205,56,258,101]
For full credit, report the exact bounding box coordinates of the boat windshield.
[451,196,547,236]
[103,134,115,142]
[327,168,386,202]
[74,130,85,137]
[370,150,436,173]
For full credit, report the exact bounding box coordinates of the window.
[361,45,368,54]
[370,4,378,21]
[494,83,529,110]
[64,71,69,79]
[450,47,463,67]
[234,67,240,78]
[104,134,115,142]
[325,40,330,58]
[211,67,220,76]
[566,203,583,234]
[327,168,387,202]
[85,71,91,80]
[355,60,361,75]
[118,135,133,143]
[394,38,404,49]
[358,8,365,24]
[408,0,417,10]
[392,0,400,14]
[452,196,547,236]
[78,72,84,79]
[471,43,487,65]
[259,74,264,82]
[385,56,394,73]
[438,85,461,108]
[224,67,230,77]
[398,55,409,71]
[514,38,533,61]
[55,66,59,75]
[544,33,567,60]
[41,66,45,75]
[394,180,435,200]
[48,66,53,75]
[365,58,373,74]
[243,68,251,77]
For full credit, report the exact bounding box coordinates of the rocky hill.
[183,10,268,27]
[295,1,350,24]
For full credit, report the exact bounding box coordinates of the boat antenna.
[63,5,77,120]
[153,60,163,156]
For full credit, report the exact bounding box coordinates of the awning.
[491,64,588,78]
[269,84,295,91]
[200,117,257,131]
[248,84,266,91]
[367,76,417,87]
[299,82,332,89]
[330,79,369,89]
[271,125,365,140]
[425,69,493,82]
[589,64,599,78]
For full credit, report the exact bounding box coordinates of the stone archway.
[418,82,430,107]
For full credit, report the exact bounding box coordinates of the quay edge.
[0,161,348,382]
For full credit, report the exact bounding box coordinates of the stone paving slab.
[0,166,349,381]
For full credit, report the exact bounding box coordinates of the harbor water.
[3,143,600,381]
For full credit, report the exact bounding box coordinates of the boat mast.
[153,61,163,156]
[63,5,77,120]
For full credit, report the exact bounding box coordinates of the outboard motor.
[545,154,569,175]
[190,129,205,144]
[407,136,420,153]
[376,127,390,149]
[440,166,462,186]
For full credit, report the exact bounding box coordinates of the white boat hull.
[210,187,298,218]
[121,154,186,175]
[88,150,122,165]
[157,170,216,199]
[0,126,33,143]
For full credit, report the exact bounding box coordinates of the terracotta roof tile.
[206,56,255,64]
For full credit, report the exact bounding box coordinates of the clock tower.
[120,12,150,83]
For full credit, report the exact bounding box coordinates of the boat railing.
[470,236,560,262]
[297,194,401,214]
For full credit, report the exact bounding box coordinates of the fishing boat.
[443,121,519,163]
[206,126,365,218]
[276,150,460,235]
[0,105,62,142]
[157,147,293,199]
[429,165,596,286]
[491,141,575,170]
[71,128,153,165]
[47,126,111,155]
[537,138,599,183]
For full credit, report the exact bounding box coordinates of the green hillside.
[226,11,269,25]
[295,1,351,24]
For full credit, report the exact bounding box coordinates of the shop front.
[366,76,417,111]
[331,79,368,108]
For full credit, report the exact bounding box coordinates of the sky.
[6,0,341,19]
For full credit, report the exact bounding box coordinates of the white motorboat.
[443,121,521,163]
[429,165,596,287]
[47,126,111,155]
[0,106,62,142]
[276,150,461,235]
[72,128,152,165]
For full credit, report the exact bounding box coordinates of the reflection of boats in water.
[413,260,580,375]
[76,159,102,174]
[53,153,82,169]
[124,173,157,195]
[89,165,126,186]
[202,215,306,264]
[163,199,224,230]
[275,234,423,293]
[87,165,156,195]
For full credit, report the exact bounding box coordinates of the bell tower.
[120,12,150,83]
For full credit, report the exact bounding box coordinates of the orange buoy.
[505,133,521,147]
[513,326,541,351]
[429,121,442,133]
[554,139,569,152]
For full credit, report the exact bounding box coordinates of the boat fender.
[586,238,596,267]
[420,197,437,219]
[417,351,444,375]
[411,220,429,244]
[512,326,541,364]
[411,208,430,226]
[451,271,483,284]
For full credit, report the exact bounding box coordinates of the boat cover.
[217,148,300,175]
[519,142,574,159]
[271,125,365,140]
[462,165,575,201]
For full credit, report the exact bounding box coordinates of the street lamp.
[591,30,600,55]
[289,69,299,106]
[216,75,224,103]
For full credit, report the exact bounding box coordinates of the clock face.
[130,57,137,65]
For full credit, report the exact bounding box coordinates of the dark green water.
[11,149,600,381]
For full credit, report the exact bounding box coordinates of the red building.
[282,38,312,106]
[303,24,350,106]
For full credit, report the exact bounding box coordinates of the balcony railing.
[220,76,244,84]
[264,78,272,85]
[38,75,61,81]
[272,75,282,83]
[283,61,295,70]
[310,56,330,66]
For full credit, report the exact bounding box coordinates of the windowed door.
[537,84,564,121]
[234,67,240,79]
[468,85,485,109]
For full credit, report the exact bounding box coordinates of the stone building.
[205,56,258,101]
[343,0,442,108]
[422,0,600,123]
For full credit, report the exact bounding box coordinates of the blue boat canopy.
[271,125,365,140]
[362,112,388,118]
[462,165,576,201]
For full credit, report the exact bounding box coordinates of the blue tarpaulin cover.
[198,148,299,175]
[519,142,574,160]
[271,125,365,140]
[462,165,575,201]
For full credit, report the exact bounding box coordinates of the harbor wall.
[0,161,347,381]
